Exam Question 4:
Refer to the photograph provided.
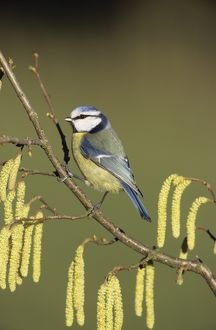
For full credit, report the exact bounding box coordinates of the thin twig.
[29,52,70,164]
[1,50,216,296]
[186,176,216,202]
[106,257,151,277]
[0,161,56,178]
[39,196,58,214]
[29,52,57,124]
[19,167,56,177]
[82,235,118,246]
[12,213,88,226]
[198,226,216,242]
[27,195,58,215]
[0,135,43,147]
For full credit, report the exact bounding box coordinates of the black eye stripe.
[73,114,99,120]
[74,114,87,120]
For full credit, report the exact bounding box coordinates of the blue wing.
[80,134,151,221]
[80,136,140,194]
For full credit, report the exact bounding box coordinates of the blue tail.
[121,182,151,222]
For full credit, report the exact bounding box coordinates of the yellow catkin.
[179,250,188,260]
[3,190,16,225]
[76,308,85,327]
[20,204,30,220]
[20,225,34,277]
[16,275,23,286]
[28,150,32,158]
[0,159,14,202]
[17,204,33,278]
[176,269,184,286]
[8,223,25,292]
[19,205,33,278]
[0,226,12,289]
[15,180,26,219]
[145,263,155,329]
[171,179,191,238]
[135,267,145,317]
[172,175,185,186]
[106,276,115,330]
[8,202,28,291]
[7,182,28,290]
[186,197,210,250]
[113,276,123,330]
[65,261,75,327]
[97,283,107,330]
[213,241,216,255]
[97,275,123,330]
[73,245,85,326]
[33,211,44,283]
[8,153,21,191]
[157,174,178,248]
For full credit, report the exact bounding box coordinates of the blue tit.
[65,106,151,221]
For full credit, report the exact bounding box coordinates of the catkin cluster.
[157,174,211,250]
[97,274,123,330]
[0,153,213,330]
[0,154,44,291]
[156,173,213,288]
[134,263,155,329]
[65,245,85,327]
[157,174,192,247]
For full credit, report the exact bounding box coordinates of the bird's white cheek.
[72,118,101,132]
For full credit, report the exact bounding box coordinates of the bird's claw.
[61,161,74,178]
[60,161,87,183]
[87,203,101,217]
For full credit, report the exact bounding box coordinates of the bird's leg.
[89,191,109,215]
[60,161,87,183]
[96,191,109,208]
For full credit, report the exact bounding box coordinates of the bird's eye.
[73,114,88,120]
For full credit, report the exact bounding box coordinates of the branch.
[0,135,43,147]
[27,195,58,214]
[19,167,56,177]
[29,52,70,164]
[15,213,88,225]
[0,50,215,296]
[198,226,216,242]
[0,161,56,178]
[29,52,57,124]
[187,176,216,202]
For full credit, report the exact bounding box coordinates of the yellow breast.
[72,133,121,193]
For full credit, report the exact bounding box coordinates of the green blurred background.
[0,0,216,329]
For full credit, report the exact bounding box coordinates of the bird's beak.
[65,117,72,122]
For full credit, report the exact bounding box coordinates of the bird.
[65,106,151,221]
